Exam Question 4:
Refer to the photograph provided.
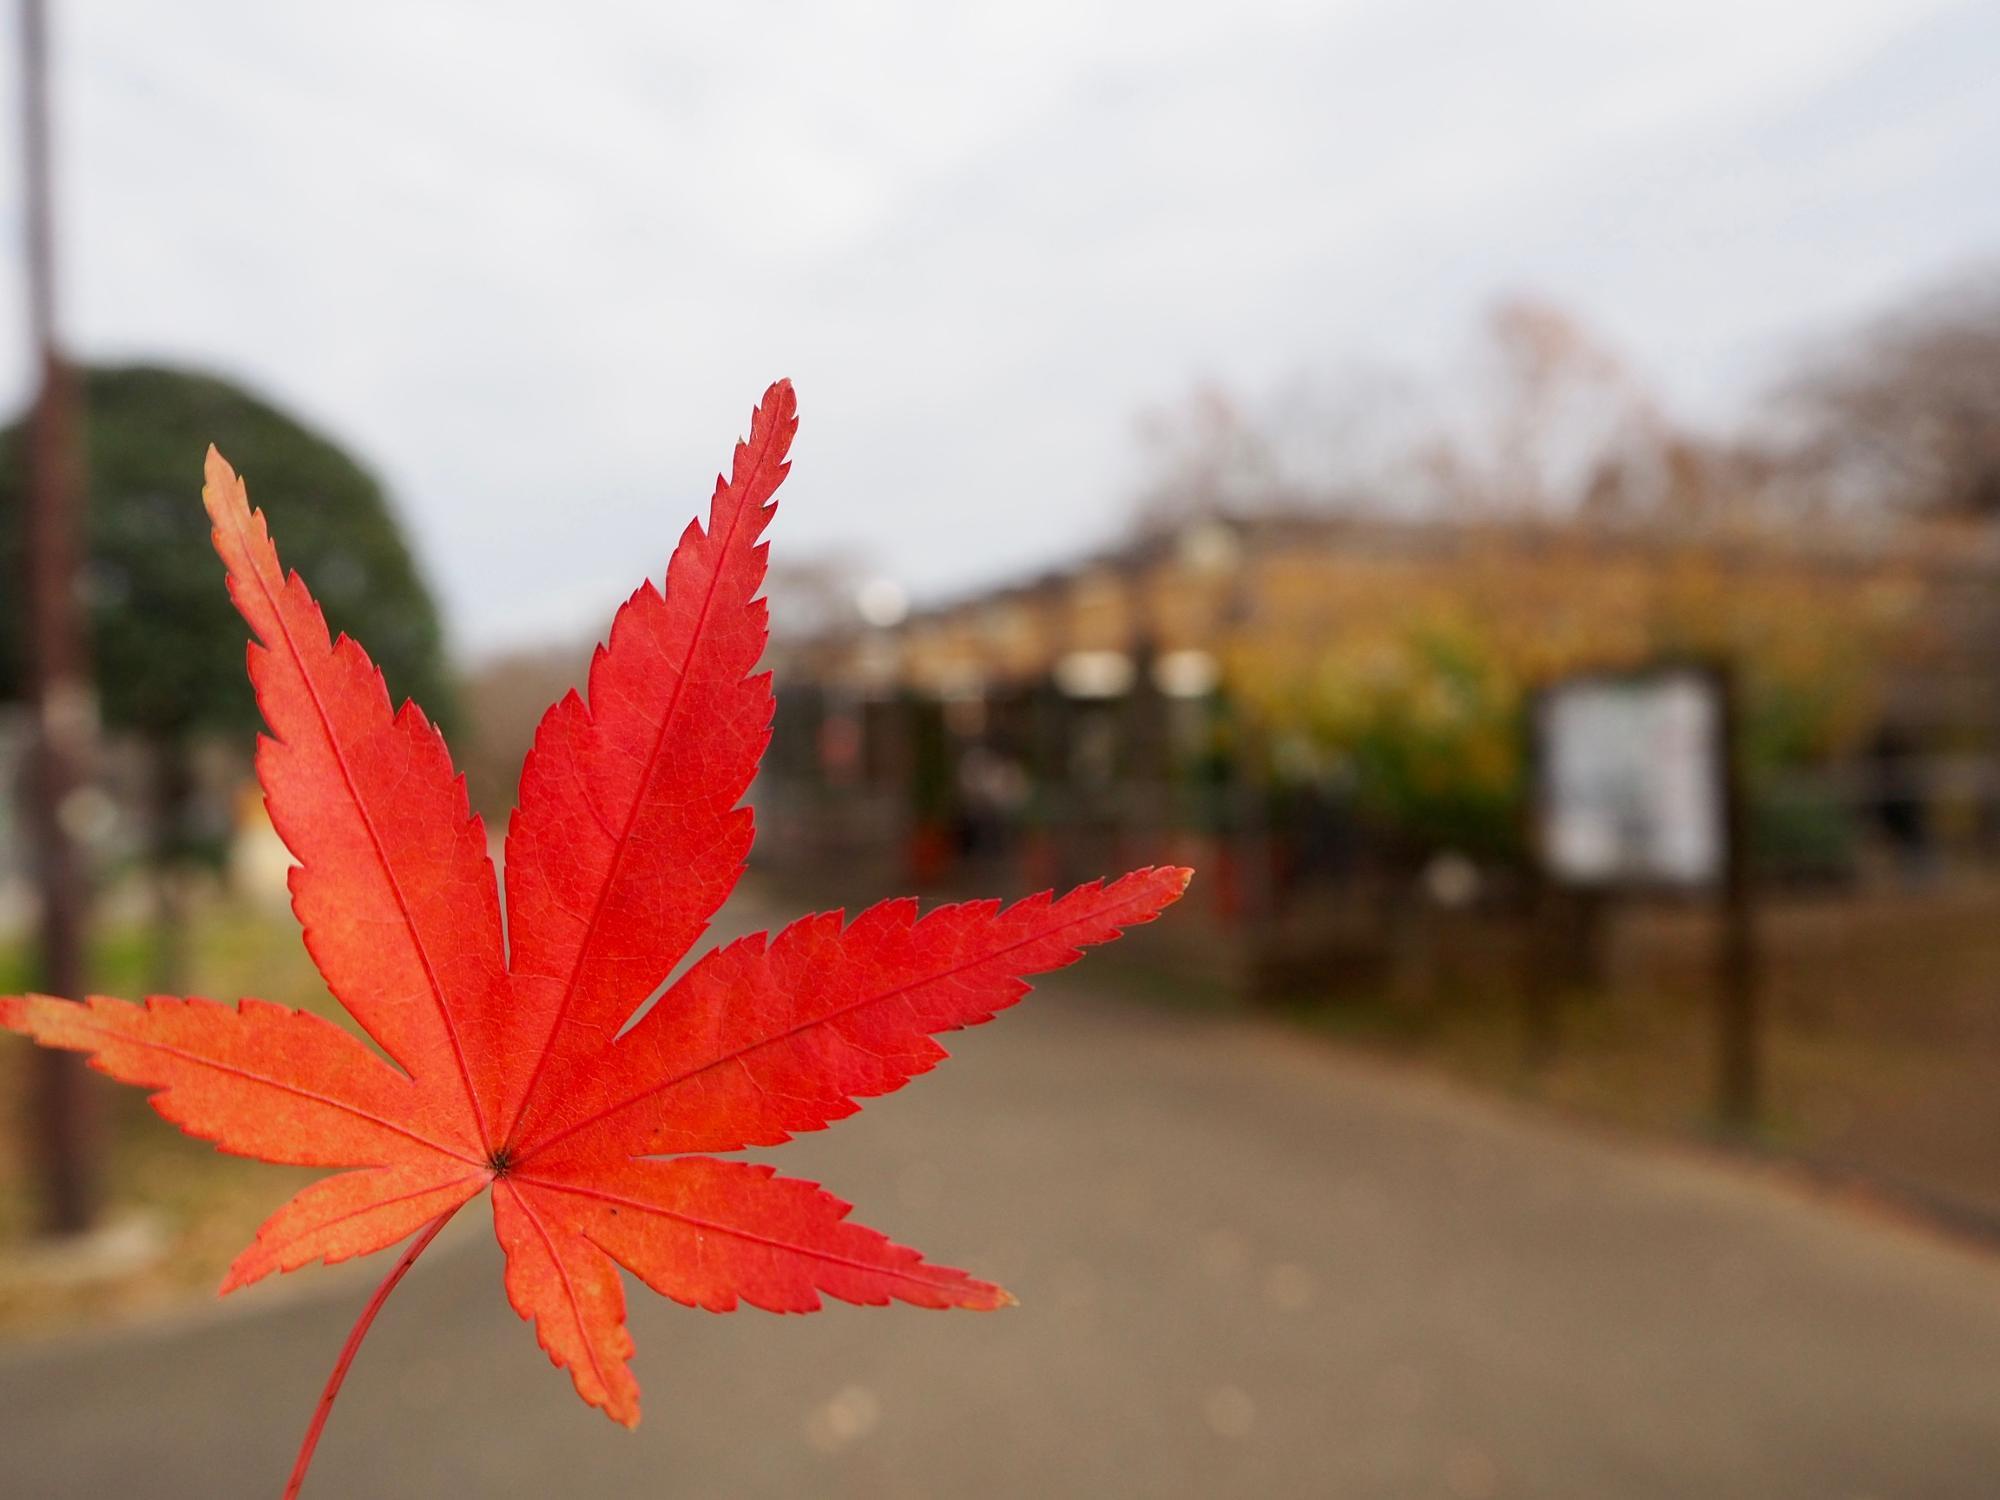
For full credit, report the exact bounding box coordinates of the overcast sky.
[2,0,1996,656]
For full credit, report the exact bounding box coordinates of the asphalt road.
[4,968,1998,1498]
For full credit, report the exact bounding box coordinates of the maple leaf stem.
[282,1202,466,1500]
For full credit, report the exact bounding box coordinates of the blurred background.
[2,3,1999,1497]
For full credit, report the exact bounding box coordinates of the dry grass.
[1291,875,2000,1226]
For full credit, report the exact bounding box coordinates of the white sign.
[1536,669,1727,887]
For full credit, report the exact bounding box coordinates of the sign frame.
[1524,657,1759,1126]
[1527,659,1735,896]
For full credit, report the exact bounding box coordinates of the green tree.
[1,364,453,983]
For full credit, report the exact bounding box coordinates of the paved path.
[4,970,1998,1498]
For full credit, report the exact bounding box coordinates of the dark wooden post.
[1714,662,1760,1129]
[17,0,100,1234]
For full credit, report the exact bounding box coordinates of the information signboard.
[1533,666,1727,889]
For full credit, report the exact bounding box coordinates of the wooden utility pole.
[17,0,99,1234]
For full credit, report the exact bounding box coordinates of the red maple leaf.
[0,381,1188,1495]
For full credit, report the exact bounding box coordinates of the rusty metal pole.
[17,0,99,1234]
